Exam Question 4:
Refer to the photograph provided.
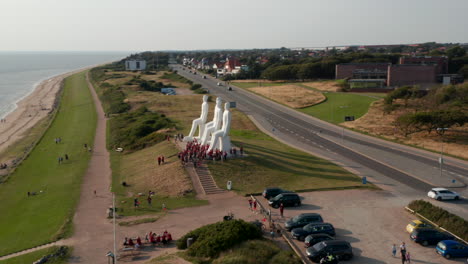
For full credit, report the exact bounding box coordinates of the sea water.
[0,51,129,119]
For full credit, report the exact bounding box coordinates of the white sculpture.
[200,97,223,145]
[184,95,209,142]
[208,102,232,153]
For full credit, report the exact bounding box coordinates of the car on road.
[306,240,353,262]
[436,240,468,259]
[410,228,455,246]
[263,187,289,200]
[304,233,334,248]
[268,193,301,208]
[284,213,323,231]
[203,75,207,79]
[216,82,223,86]
[291,223,335,241]
[406,220,434,233]
[427,188,460,201]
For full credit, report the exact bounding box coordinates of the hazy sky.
[1,0,467,51]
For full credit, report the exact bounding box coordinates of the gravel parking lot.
[265,190,466,264]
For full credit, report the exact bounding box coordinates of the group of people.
[0,163,7,169]
[123,237,143,249]
[57,154,69,164]
[157,156,165,165]
[0,118,6,123]
[392,242,411,264]
[173,133,184,142]
[248,198,258,211]
[123,230,174,249]
[147,230,173,246]
[177,140,244,167]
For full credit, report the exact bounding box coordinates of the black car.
[306,240,353,262]
[410,228,455,246]
[263,187,289,200]
[285,213,323,231]
[305,233,334,248]
[291,223,335,241]
[268,193,301,208]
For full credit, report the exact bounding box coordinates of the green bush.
[191,83,202,90]
[408,200,468,241]
[211,240,301,264]
[108,106,174,151]
[177,220,262,258]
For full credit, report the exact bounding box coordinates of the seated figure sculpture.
[208,102,232,153]
[184,95,209,142]
[200,97,223,145]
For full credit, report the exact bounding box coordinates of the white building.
[125,60,147,71]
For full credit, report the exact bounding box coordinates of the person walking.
[279,203,284,217]
[147,196,152,206]
[65,154,69,161]
[400,252,406,264]
[392,244,397,257]
[161,156,165,164]
[157,156,161,166]
[253,200,257,211]
[248,198,253,210]
[134,198,139,209]
[405,252,411,264]
[400,242,407,264]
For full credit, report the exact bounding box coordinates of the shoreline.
[0,67,91,156]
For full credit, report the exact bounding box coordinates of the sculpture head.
[203,95,209,102]
[216,97,222,107]
[224,102,230,110]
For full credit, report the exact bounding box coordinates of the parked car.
[406,220,434,233]
[410,228,455,246]
[291,223,335,241]
[285,213,323,231]
[305,233,334,248]
[268,193,301,208]
[216,82,223,86]
[306,240,353,262]
[263,187,289,200]
[427,188,460,201]
[436,240,468,259]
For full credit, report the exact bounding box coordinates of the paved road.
[172,65,468,219]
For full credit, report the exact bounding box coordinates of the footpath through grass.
[0,246,70,264]
[299,92,379,124]
[0,71,96,256]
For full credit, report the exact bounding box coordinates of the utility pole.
[113,193,117,264]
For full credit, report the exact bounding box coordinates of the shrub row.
[408,200,468,241]
[177,220,262,258]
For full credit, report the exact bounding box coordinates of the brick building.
[335,56,448,88]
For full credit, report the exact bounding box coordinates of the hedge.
[408,200,468,241]
[176,220,262,258]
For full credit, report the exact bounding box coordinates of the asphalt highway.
[172,65,468,218]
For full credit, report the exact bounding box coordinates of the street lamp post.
[339,106,349,144]
[437,128,449,178]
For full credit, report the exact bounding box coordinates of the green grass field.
[299,92,379,124]
[109,140,208,217]
[209,129,370,195]
[0,246,70,264]
[0,72,96,256]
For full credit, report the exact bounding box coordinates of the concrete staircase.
[194,163,225,195]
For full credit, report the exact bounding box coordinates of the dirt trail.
[68,72,113,263]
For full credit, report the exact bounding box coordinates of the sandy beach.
[0,71,78,156]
